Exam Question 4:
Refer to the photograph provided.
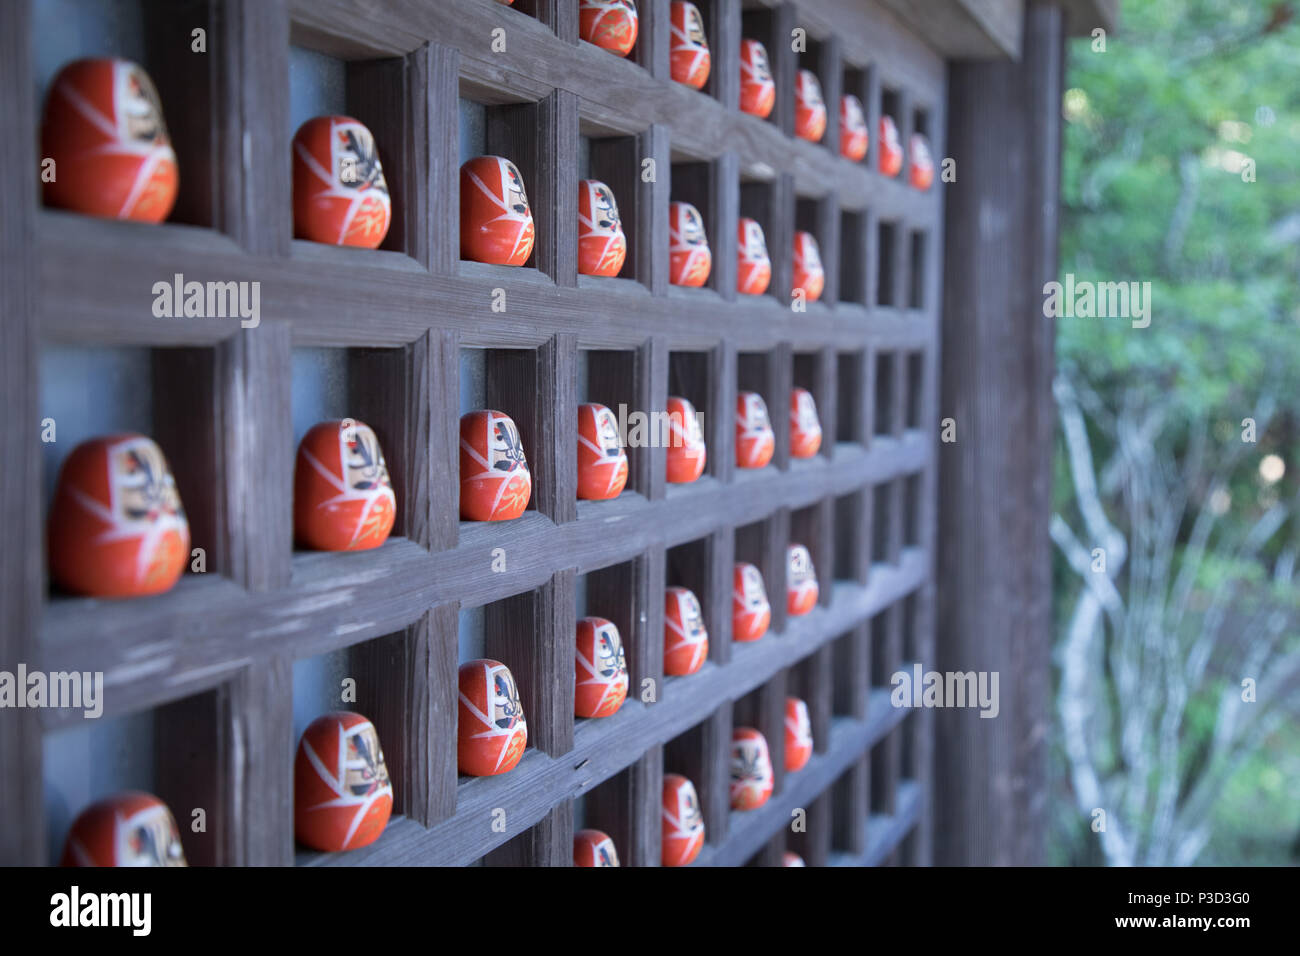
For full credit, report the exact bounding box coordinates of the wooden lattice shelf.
[1,0,942,867]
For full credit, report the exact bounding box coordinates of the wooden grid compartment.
[5,0,946,868]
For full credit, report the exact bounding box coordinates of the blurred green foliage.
[1053,0,1300,865]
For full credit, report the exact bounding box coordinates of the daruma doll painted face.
[879,115,903,178]
[666,396,707,483]
[732,562,771,643]
[461,155,536,265]
[662,774,705,866]
[294,420,396,551]
[574,829,620,866]
[730,727,775,810]
[670,1,711,89]
[737,217,772,296]
[577,403,629,500]
[458,659,528,776]
[790,387,823,459]
[794,70,828,143]
[575,616,629,718]
[669,201,711,287]
[48,434,189,598]
[292,115,391,248]
[61,792,186,867]
[792,231,825,303]
[41,58,178,222]
[578,179,627,277]
[740,39,775,118]
[580,0,638,57]
[910,132,935,191]
[460,410,532,521]
[294,712,393,852]
[736,392,775,469]
[840,93,869,162]
[785,697,813,772]
[783,852,806,867]
[787,543,819,615]
[665,586,709,676]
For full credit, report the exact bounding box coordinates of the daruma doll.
[733,562,771,643]
[790,387,823,459]
[739,39,776,118]
[578,178,627,277]
[840,93,869,162]
[662,773,705,866]
[61,792,186,866]
[787,543,819,615]
[48,434,189,598]
[666,395,707,483]
[579,0,639,57]
[458,659,528,776]
[736,391,775,469]
[292,115,391,248]
[460,410,532,521]
[737,217,772,296]
[574,829,620,866]
[792,230,826,303]
[910,132,935,191]
[670,1,711,89]
[575,616,629,718]
[294,712,393,852]
[41,57,178,222]
[879,114,904,178]
[294,420,396,551]
[730,727,775,810]
[665,586,709,676]
[460,155,536,265]
[794,69,828,142]
[669,200,712,287]
[785,697,814,772]
[577,402,629,500]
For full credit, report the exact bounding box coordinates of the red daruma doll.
[294,420,396,551]
[61,792,186,866]
[790,387,823,459]
[794,70,828,143]
[458,659,528,776]
[574,829,620,866]
[48,434,189,598]
[879,115,904,178]
[580,0,638,57]
[792,231,826,303]
[666,396,707,483]
[460,410,532,521]
[730,728,775,810]
[787,543,819,615]
[461,155,536,266]
[740,39,775,119]
[295,712,393,852]
[41,58,178,222]
[736,392,775,469]
[662,773,705,866]
[577,402,629,500]
[292,115,392,248]
[785,697,814,771]
[910,132,935,191]
[733,562,771,643]
[578,179,627,277]
[737,217,772,296]
[670,1,711,89]
[670,201,712,287]
[575,617,629,718]
[840,93,869,162]
[665,586,709,676]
